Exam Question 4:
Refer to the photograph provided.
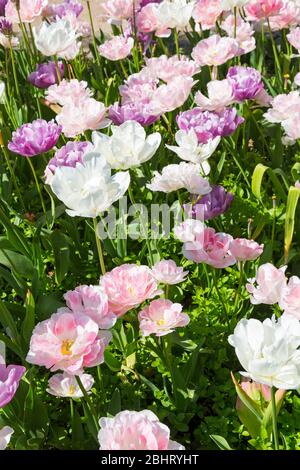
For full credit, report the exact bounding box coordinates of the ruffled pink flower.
[26,309,112,373]
[192,0,223,30]
[56,98,108,138]
[149,76,195,114]
[151,260,189,285]
[192,34,242,67]
[102,0,139,23]
[221,14,256,54]
[98,410,185,450]
[47,371,94,398]
[229,238,264,261]
[269,1,300,30]
[64,285,117,329]
[99,35,134,61]
[137,3,170,37]
[281,113,300,141]
[245,0,283,20]
[120,70,158,104]
[145,55,200,83]
[287,27,300,53]
[279,276,300,319]
[138,299,190,337]
[100,264,162,316]
[0,426,14,450]
[263,91,300,123]
[246,263,287,305]
[5,0,47,23]
[175,221,236,268]
[0,360,25,408]
[195,79,235,112]
[46,79,92,107]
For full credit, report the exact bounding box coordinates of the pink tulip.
[269,1,300,31]
[221,14,256,54]
[264,91,300,123]
[26,309,111,373]
[46,79,93,107]
[56,98,108,138]
[151,260,189,285]
[5,0,47,23]
[137,3,170,37]
[149,76,196,115]
[0,426,14,450]
[0,360,25,408]
[246,263,287,305]
[195,79,235,112]
[175,221,236,268]
[64,285,117,329]
[138,299,190,337]
[102,0,139,23]
[192,34,242,67]
[229,238,264,261]
[145,55,199,83]
[245,0,283,20]
[192,0,223,31]
[98,410,185,449]
[287,27,300,53]
[98,36,134,61]
[100,264,162,316]
[47,371,94,398]
[279,276,300,319]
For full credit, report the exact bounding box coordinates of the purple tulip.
[109,102,159,127]
[0,0,8,17]
[227,66,263,102]
[0,362,26,408]
[0,17,12,35]
[177,107,244,144]
[8,119,62,157]
[45,0,83,18]
[184,185,234,221]
[45,141,92,182]
[28,62,65,89]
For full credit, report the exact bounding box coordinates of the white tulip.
[166,129,220,171]
[157,0,196,31]
[33,20,78,57]
[228,315,300,390]
[221,0,250,10]
[50,152,130,218]
[0,426,13,450]
[92,121,161,170]
[147,162,211,194]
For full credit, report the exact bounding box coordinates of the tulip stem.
[233,7,237,38]
[211,268,230,330]
[1,145,26,212]
[271,386,279,450]
[93,217,106,275]
[54,56,62,83]
[9,43,21,102]
[86,0,101,69]
[75,375,99,438]
[26,157,47,219]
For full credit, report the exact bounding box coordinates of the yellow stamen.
[61,339,74,356]
[157,319,165,326]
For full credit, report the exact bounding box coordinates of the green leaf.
[50,231,70,284]
[21,290,35,350]
[108,388,121,416]
[210,434,233,450]
[231,373,263,424]
[0,248,34,278]
[104,350,122,372]
[0,298,21,344]
[251,164,287,202]
[284,186,300,263]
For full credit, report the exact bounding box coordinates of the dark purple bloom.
[140,0,162,7]
[28,61,64,89]
[44,0,83,18]
[109,102,160,127]
[0,362,26,408]
[0,17,12,35]
[184,185,234,221]
[177,107,244,144]
[45,140,92,182]
[0,0,8,17]
[227,66,263,102]
[8,119,62,157]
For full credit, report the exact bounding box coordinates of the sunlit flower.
[279,276,300,319]
[47,372,94,398]
[229,238,264,261]
[192,34,242,67]
[139,299,190,336]
[98,35,134,61]
[98,410,185,449]
[0,359,25,408]
[5,0,48,23]
[194,79,235,112]
[0,426,14,450]
[28,61,64,89]
[33,19,78,57]
[151,260,189,285]
[246,263,287,305]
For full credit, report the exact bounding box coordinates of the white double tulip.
[33,20,78,58]
[50,152,130,218]
[92,121,161,170]
[229,315,300,390]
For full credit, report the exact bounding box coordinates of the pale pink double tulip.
[139,299,190,337]
[229,238,264,262]
[5,0,47,23]
[98,410,185,449]
[192,34,242,67]
[100,264,162,316]
[26,309,111,373]
[151,260,189,285]
[98,36,134,61]
[246,263,287,305]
